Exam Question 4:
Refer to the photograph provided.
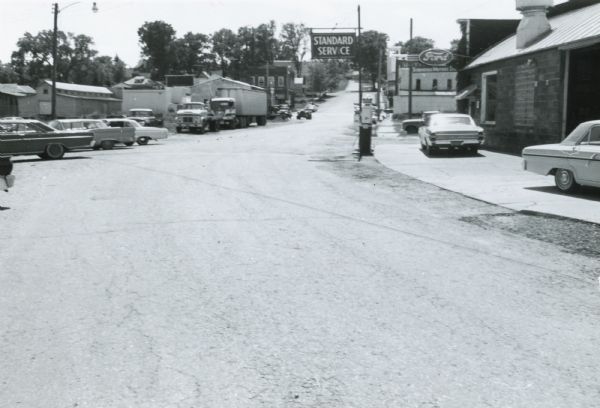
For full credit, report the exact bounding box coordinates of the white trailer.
[216,87,268,128]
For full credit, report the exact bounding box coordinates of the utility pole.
[377,45,382,119]
[357,5,362,113]
[51,3,58,119]
[408,18,414,118]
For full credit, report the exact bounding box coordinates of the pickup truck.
[48,119,136,149]
[0,119,93,159]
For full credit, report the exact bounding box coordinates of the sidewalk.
[373,119,600,224]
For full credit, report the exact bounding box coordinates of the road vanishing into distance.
[1,85,599,407]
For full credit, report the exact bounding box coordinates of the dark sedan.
[0,119,94,159]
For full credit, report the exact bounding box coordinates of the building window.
[432,79,438,91]
[43,89,48,94]
[258,76,265,87]
[268,76,275,87]
[277,76,284,87]
[416,79,421,91]
[447,79,453,90]
[249,76,255,85]
[481,71,498,124]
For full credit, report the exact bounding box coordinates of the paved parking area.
[374,124,600,224]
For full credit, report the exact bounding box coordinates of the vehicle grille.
[436,131,479,140]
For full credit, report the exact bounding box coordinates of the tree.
[394,36,435,55]
[212,28,237,77]
[278,23,309,74]
[355,30,388,88]
[0,61,18,83]
[112,56,127,84]
[137,21,177,80]
[172,32,214,75]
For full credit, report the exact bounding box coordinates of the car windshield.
[183,103,206,110]
[561,122,592,146]
[430,116,473,126]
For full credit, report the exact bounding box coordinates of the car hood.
[522,143,569,155]
[177,109,207,115]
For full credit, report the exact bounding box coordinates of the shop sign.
[419,49,453,67]
[311,33,356,59]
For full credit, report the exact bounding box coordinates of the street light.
[51,2,98,119]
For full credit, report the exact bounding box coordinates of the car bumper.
[0,175,15,191]
[430,139,483,148]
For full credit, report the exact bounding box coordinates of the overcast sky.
[0,0,569,67]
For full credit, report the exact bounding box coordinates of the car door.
[573,125,600,184]
[0,123,25,154]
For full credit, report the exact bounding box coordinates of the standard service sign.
[311,33,356,59]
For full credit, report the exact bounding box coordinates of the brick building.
[245,61,295,106]
[459,0,600,153]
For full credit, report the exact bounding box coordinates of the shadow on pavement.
[12,156,91,164]
[524,186,600,202]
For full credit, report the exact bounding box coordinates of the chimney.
[516,0,554,49]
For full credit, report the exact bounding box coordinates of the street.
[1,87,599,407]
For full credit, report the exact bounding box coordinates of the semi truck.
[214,87,268,128]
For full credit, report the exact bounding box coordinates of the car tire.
[425,144,435,156]
[199,124,206,134]
[470,146,478,155]
[124,141,134,147]
[137,137,149,146]
[405,125,418,134]
[41,143,65,160]
[101,140,114,150]
[554,169,579,193]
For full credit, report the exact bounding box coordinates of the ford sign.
[418,49,453,67]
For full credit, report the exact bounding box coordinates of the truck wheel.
[124,142,134,147]
[42,143,65,160]
[199,124,206,134]
[137,137,149,145]
[176,127,182,133]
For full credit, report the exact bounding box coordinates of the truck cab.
[175,102,210,134]
[210,98,236,129]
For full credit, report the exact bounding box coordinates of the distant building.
[19,80,121,119]
[459,0,600,153]
[245,61,295,105]
[0,84,36,117]
[387,53,457,115]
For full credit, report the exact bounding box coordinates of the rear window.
[430,116,473,126]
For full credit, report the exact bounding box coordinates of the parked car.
[103,118,168,145]
[418,113,484,155]
[522,120,600,193]
[0,156,15,191]
[296,108,312,120]
[127,108,163,127]
[0,119,93,159]
[402,110,440,134]
[48,119,136,149]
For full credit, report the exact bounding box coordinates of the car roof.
[54,118,101,122]
[129,108,152,111]
[430,113,471,118]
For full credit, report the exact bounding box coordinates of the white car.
[104,118,168,145]
[418,113,484,155]
[522,120,600,193]
[48,119,136,150]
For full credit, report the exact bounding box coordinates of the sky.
[0,0,569,67]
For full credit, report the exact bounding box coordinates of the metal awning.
[455,85,477,101]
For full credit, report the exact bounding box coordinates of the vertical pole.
[408,18,413,118]
[357,5,362,113]
[377,45,382,118]
[51,3,58,119]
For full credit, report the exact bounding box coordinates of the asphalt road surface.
[1,87,599,407]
